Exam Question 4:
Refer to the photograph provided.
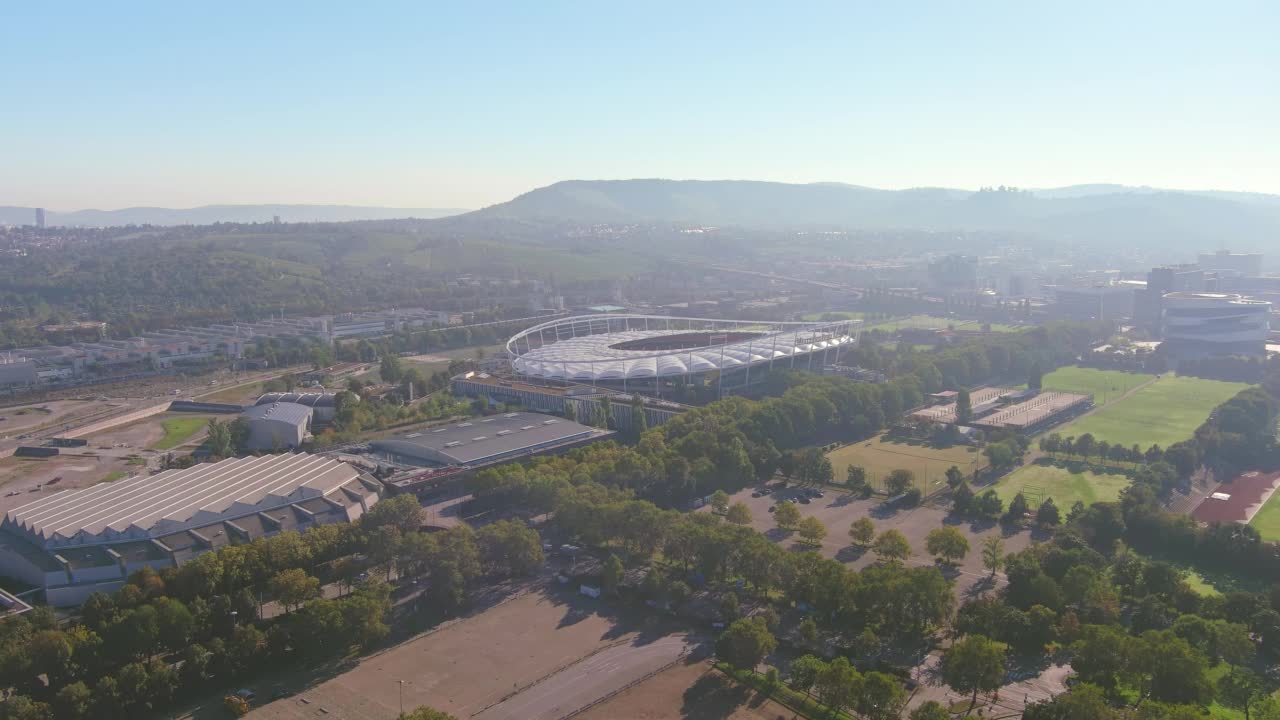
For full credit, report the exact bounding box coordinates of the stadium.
[506,314,860,398]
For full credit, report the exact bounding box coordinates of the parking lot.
[724,484,1036,599]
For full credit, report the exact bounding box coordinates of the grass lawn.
[800,310,864,321]
[102,470,129,483]
[1053,375,1251,449]
[862,314,1026,334]
[1184,569,1222,597]
[993,461,1131,509]
[151,417,208,450]
[1039,366,1154,401]
[826,433,984,491]
[1249,490,1280,542]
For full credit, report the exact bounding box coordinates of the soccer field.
[1052,375,1250,448]
[993,461,1130,509]
[1039,367,1154,402]
[826,434,984,491]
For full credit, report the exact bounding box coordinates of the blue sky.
[3,1,1277,210]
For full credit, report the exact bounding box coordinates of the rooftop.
[371,412,604,465]
[4,454,363,546]
[242,401,314,425]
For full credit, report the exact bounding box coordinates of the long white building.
[0,454,380,605]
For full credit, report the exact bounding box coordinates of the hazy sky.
[4,1,1277,210]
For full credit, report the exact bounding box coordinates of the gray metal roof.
[371,412,602,466]
[4,454,362,546]
[256,392,338,408]
[241,401,313,427]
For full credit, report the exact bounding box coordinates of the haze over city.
[4,5,1280,720]
[3,1,1279,210]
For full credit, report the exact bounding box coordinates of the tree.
[361,494,424,534]
[860,671,908,720]
[956,388,973,424]
[269,568,320,613]
[630,394,648,436]
[379,353,403,383]
[720,592,741,622]
[774,501,801,530]
[790,654,827,700]
[53,682,92,720]
[981,535,1005,578]
[798,516,827,546]
[715,617,776,671]
[942,635,1007,715]
[1218,667,1266,720]
[602,554,624,596]
[1028,360,1043,391]
[799,616,819,643]
[847,465,868,490]
[709,489,731,515]
[726,502,752,525]
[849,517,876,548]
[926,526,970,565]
[953,481,975,513]
[976,490,1004,519]
[1037,497,1060,527]
[945,465,965,488]
[872,529,911,563]
[1005,492,1030,522]
[886,469,915,496]
[911,701,952,720]
[817,656,861,716]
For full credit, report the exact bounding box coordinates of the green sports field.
[1052,375,1250,448]
[1249,493,1280,542]
[1038,367,1154,402]
[862,315,1024,334]
[151,417,208,450]
[993,462,1130,509]
[826,434,984,491]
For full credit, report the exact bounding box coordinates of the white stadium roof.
[4,454,365,548]
[509,315,858,382]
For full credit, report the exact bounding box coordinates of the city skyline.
[4,1,1278,209]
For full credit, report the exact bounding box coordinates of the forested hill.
[456,179,1280,251]
[0,204,468,227]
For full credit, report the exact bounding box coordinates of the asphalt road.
[472,633,699,720]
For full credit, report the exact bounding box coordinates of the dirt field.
[726,485,1036,600]
[0,398,125,440]
[826,435,984,492]
[246,588,674,720]
[576,659,794,720]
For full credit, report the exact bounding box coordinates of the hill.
[458,179,1280,250]
[0,204,468,227]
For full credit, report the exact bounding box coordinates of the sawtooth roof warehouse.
[0,454,381,606]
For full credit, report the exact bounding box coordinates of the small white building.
[241,402,313,450]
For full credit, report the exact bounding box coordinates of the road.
[472,633,699,720]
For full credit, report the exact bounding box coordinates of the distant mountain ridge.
[0,204,468,227]
[459,179,1280,250]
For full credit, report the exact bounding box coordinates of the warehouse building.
[241,401,313,450]
[450,372,687,431]
[0,454,381,605]
[371,412,611,469]
[255,392,340,423]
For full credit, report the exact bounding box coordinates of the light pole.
[398,679,407,716]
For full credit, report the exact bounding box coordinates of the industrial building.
[1051,284,1138,322]
[370,412,611,468]
[1162,292,1272,354]
[255,392,339,423]
[0,454,380,605]
[1198,251,1263,278]
[241,402,313,450]
[450,372,687,431]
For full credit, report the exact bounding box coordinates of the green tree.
[942,635,1007,715]
[715,617,777,671]
[849,517,876,548]
[1218,667,1265,720]
[911,701,952,720]
[886,469,915,496]
[379,353,403,383]
[847,465,868,490]
[945,465,965,488]
[1037,497,1061,527]
[789,654,827,700]
[799,616,818,643]
[709,489,731,515]
[956,388,973,424]
[1005,492,1030,522]
[872,529,911,563]
[1028,360,1043,391]
[774,501,801,529]
[860,671,908,720]
[269,568,320,613]
[602,554,624,596]
[796,516,827,546]
[926,526,970,565]
[726,502,752,525]
[817,656,862,716]
[630,395,648,436]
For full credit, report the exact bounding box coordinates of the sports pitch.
[1038,367,1154,402]
[993,461,1131,510]
[1051,374,1250,448]
[826,434,984,491]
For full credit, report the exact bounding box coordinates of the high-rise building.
[1198,250,1263,278]
[927,254,979,291]
[34,208,45,229]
